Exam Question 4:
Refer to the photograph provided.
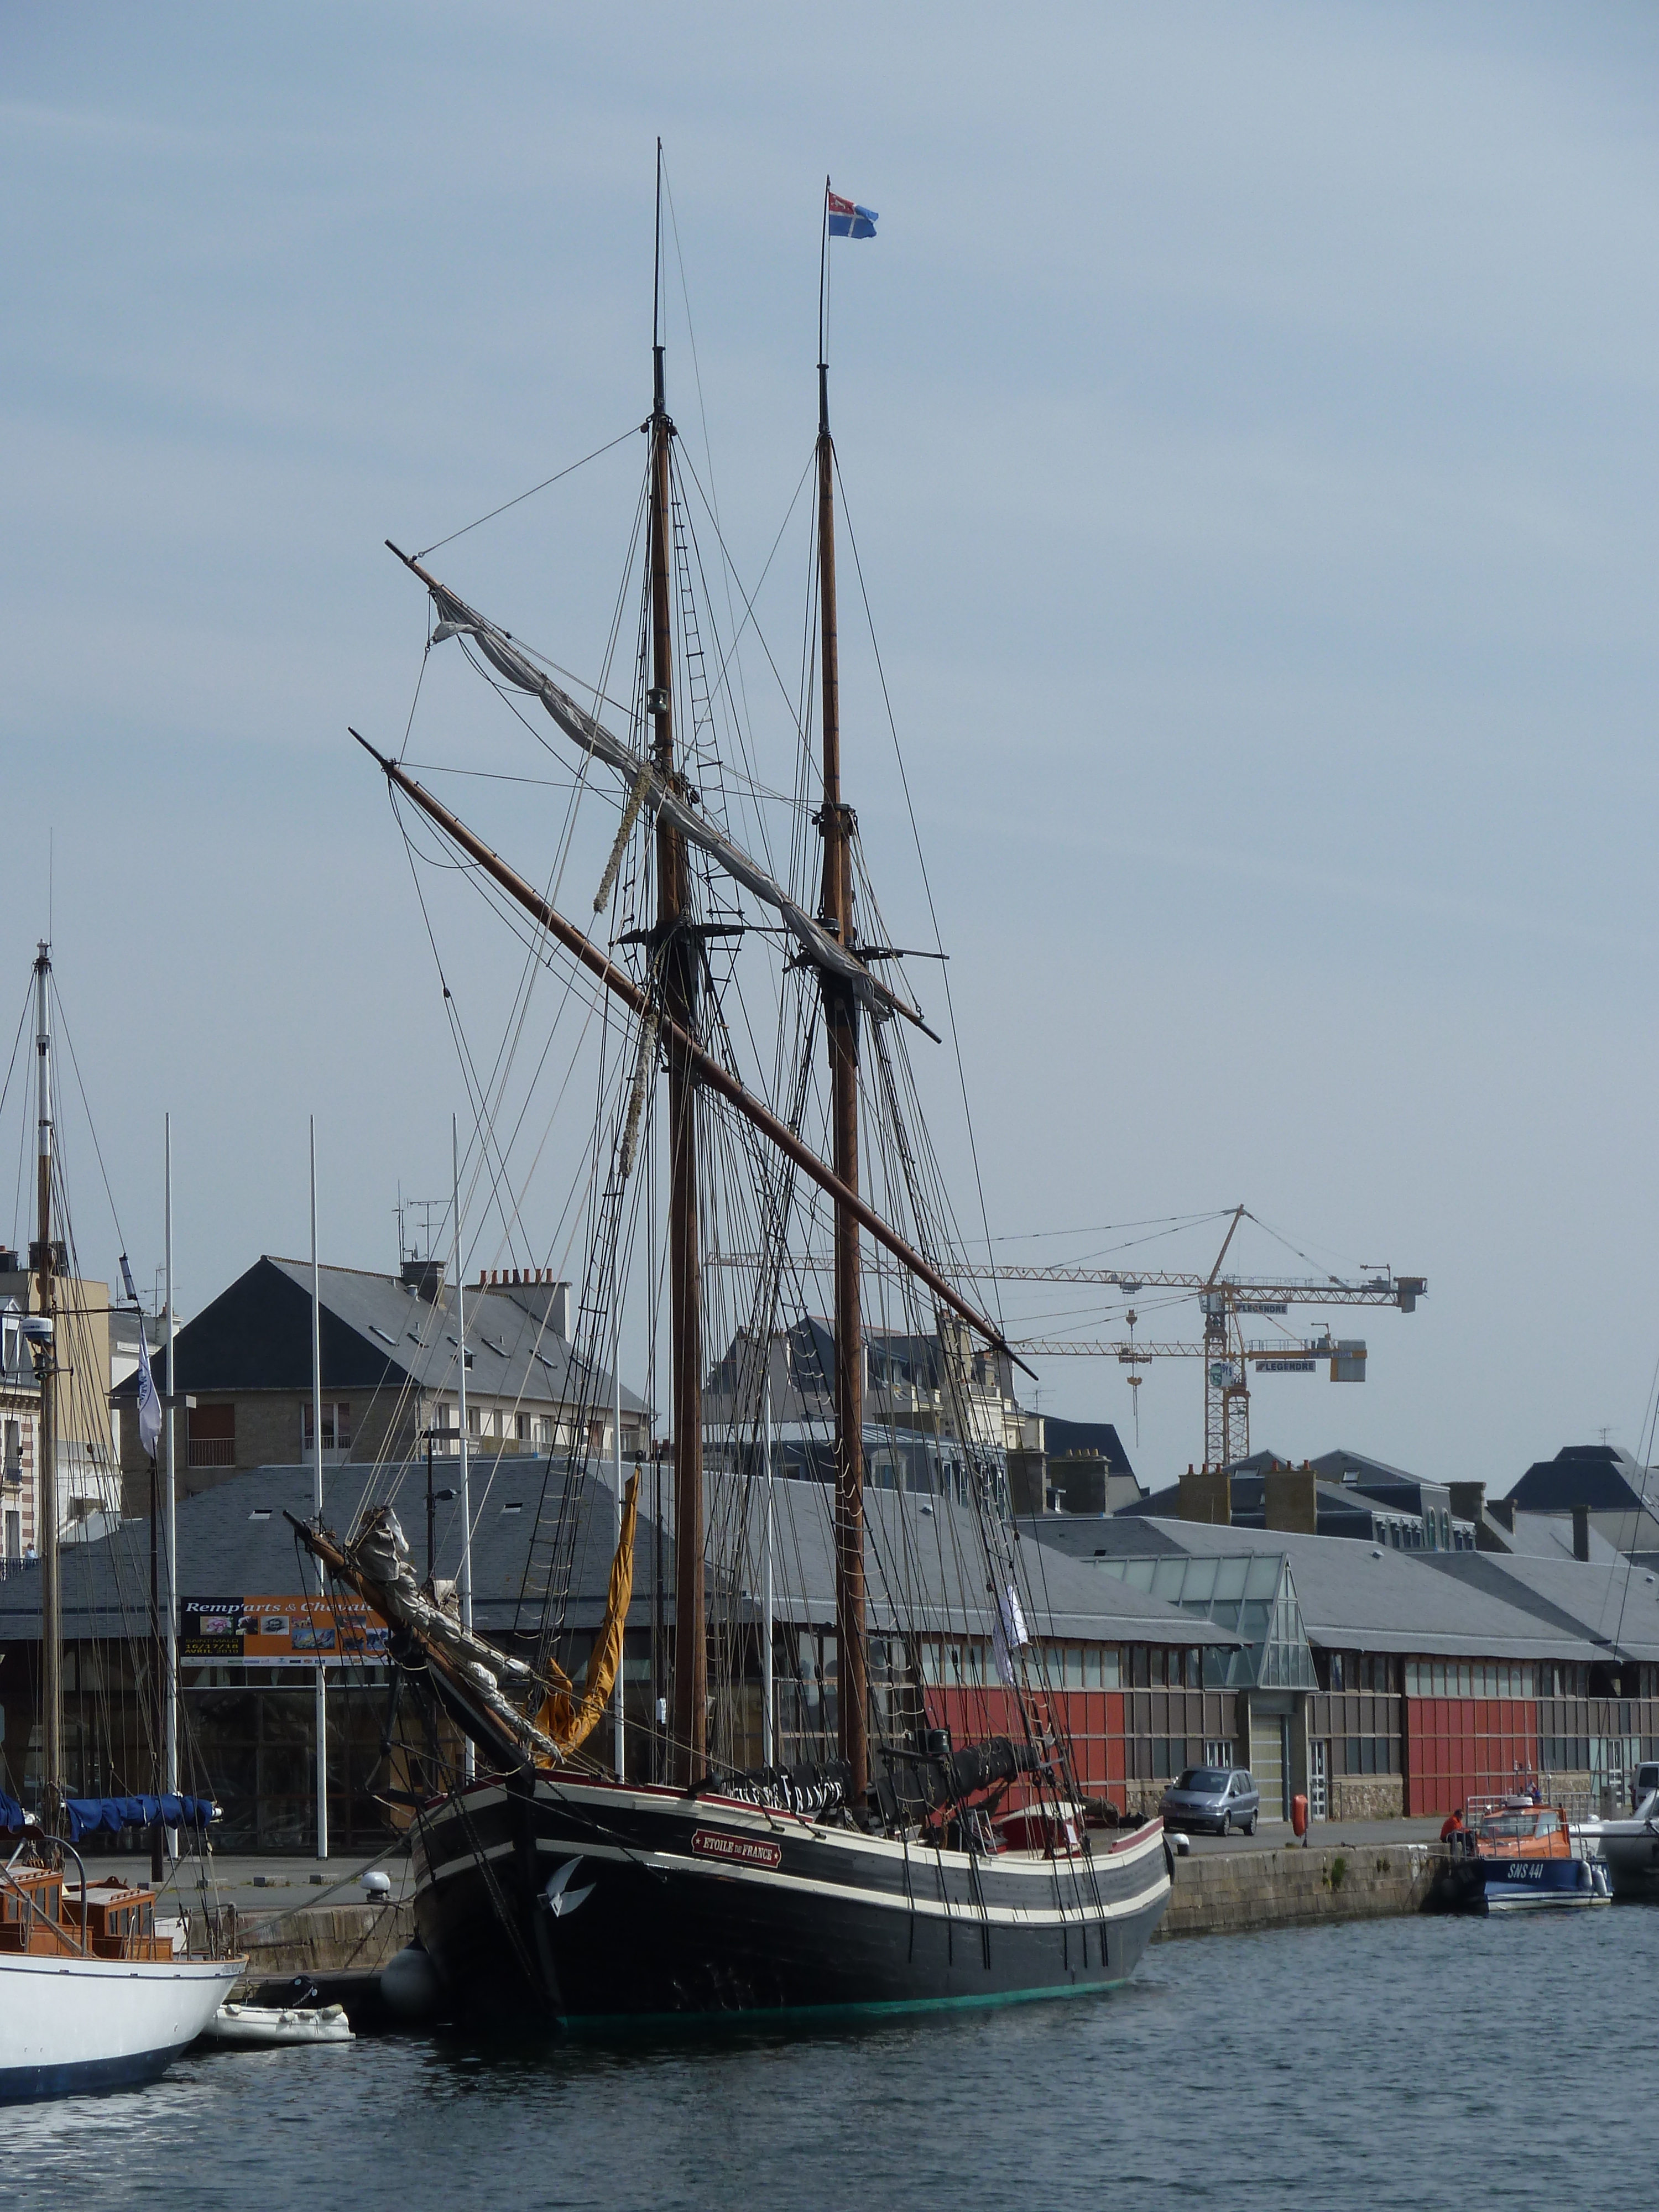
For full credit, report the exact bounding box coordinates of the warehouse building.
[1032,1501,1659,1819]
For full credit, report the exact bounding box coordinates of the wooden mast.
[350,733,1027,1368]
[817,345,867,1807]
[33,941,62,1833]
[651,148,706,1785]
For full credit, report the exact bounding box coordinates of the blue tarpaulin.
[0,1792,25,1833]
[61,1796,217,1843]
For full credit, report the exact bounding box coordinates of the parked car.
[1159,1767,1260,1836]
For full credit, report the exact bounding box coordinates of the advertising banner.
[181,1594,389,1665]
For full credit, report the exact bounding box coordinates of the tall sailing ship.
[298,167,1171,2026]
[0,945,241,2099]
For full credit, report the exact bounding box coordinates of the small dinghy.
[201,2001,354,2047]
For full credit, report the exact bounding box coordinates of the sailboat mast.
[33,942,62,1829]
[816,353,868,1807]
[651,148,706,1785]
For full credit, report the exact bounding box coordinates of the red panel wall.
[1402,1697,1540,1817]
[922,1686,1128,1807]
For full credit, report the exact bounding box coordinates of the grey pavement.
[1171,1816,1445,1858]
[75,1844,414,1914]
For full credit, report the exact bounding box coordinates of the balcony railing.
[186,1438,236,1469]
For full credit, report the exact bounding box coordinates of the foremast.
[816,355,867,1809]
[650,150,707,1787]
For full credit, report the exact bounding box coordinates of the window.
[188,1403,236,1469]
[468,1406,481,1437]
[2,1418,19,1476]
[300,1402,351,1457]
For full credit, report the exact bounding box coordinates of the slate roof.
[1034,1515,1609,1663]
[0,1459,671,1645]
[1417,1548,1659,1665]
[1041,1417,1135,1477]
[1507,1444,1659,1517]
[0,1462,1235,1654]
[109,1256,647,1420]
[1503,1512,1621,1566]
[709,1476,1237,1647]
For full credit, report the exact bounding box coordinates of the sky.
[3,1,1658,1499]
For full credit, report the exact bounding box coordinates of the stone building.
[111,1255,648,1512]
[0,1251,122,1548]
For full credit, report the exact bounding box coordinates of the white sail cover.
[405,551,930,1032]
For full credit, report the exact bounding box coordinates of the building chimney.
[1488,1495,1516,1534]
[1180,1465,1231,1525]
[1264,1463,1317,1535]
[399,1257,445,1302]
[1572,1504,1591,1562]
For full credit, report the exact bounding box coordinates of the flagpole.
[818,174,830,371]
[310,1117,328,1861]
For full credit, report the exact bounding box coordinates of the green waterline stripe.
[554,1972,1135,2039]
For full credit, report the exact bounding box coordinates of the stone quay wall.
[1156,1839,1443,1940]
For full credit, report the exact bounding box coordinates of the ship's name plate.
[692,1827,782,1870]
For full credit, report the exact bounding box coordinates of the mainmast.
[33,942,62,1831]
[651,146,706,1785]
[816,342,867,1808]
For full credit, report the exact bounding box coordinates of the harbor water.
[6,1907,1648,2211]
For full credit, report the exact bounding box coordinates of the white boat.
[201,2000,353,2047]
[0,1945,243,2100]
[1588,1787,1659,1901]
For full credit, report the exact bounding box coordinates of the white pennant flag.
[135,1326,162,1459]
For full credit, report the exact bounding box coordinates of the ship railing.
[0,1829,87,1956]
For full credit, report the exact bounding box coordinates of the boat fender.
[381,1940,445,2022]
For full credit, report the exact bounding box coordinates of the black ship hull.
[408,1774,1172,2031]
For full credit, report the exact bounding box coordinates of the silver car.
[1160,1766,1260,1837]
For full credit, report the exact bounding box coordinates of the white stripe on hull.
[424,1832,1168,1927]
[416,1778,1171,1929]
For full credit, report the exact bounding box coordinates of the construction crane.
[973,1207,1425,1468]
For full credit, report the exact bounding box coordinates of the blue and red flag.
[827,190,878,240]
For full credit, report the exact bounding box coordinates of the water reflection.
[1,1911,1648,2212]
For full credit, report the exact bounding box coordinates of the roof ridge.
[265,1255,411,1284]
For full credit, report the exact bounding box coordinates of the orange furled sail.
[535,1470,640,1760]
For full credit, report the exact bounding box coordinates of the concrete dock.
[1157,1818,1446,1939]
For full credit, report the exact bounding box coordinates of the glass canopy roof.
[1092,1552,1317,1691]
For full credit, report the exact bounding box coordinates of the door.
[1250,1712,1288,1820]
[1309,1737,1328,1822]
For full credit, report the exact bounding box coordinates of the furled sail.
[534,1469,640,1758]
[286,1500,635,1773]
[389,545,936,1038]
